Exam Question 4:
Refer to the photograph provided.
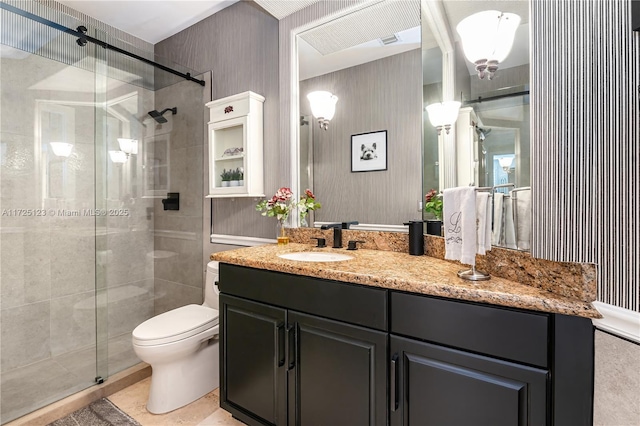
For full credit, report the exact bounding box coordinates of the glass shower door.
[0,4,104,422]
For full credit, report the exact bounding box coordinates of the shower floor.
[0,333,138,424]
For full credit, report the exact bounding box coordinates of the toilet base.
[146,338,220,414]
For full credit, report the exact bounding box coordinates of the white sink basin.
[278,252,354,262]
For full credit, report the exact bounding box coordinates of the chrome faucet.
[320,222,359,248]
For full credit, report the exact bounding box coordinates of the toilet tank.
[204,261,220,310]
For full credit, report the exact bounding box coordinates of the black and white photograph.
[351,130,387,172]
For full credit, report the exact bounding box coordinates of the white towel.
[514,188,531,250]
[443,187,477,266]
[476,192,492,255]
[492,193,504,245]
[504,197,517,249]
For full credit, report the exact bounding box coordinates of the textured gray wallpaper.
[531,0,639,312]
[155,1,279,240]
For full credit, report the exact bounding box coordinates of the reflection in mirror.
[423,1,531,251]
[297,0,429,228]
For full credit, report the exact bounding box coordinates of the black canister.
[404,220,424,256]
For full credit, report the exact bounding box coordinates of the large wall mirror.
[293,0,531,251]
[296,0,429,229]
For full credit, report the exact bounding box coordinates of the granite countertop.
[211,243,601,319]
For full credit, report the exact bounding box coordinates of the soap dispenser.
[404,220,425,256]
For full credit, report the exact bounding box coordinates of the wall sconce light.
[109,150,128,164]
[456,11,521,80]
[117,138,138,156]
[498,156,514,173]
[49,142,73,157]
[307,91,338,130]
[426,101,461,134]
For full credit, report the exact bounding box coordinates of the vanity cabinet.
[389,336,548,426]
[206,91,264,198]
[218,263,594,426]
[221,295,286,425]
[219,265,388,426]
[390,292,549,426]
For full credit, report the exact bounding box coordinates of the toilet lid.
[132,304,219,345]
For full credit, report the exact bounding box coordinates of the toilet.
[132,261,220,414]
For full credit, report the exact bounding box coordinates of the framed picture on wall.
[351,130,387,172]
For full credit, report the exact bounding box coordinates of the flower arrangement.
[298,189,321,226]
[256,187,322,226]
[256,187,296,223]
[424,189,443,221]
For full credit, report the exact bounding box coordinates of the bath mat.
[48,398,141,426]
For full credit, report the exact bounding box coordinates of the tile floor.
[107,377,243,426]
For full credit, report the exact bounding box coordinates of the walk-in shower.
[0,1,205,423]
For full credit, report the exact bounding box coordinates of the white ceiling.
[55,0,239,44]
[253,0,320,20]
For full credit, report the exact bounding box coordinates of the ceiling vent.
[379,34,400,45]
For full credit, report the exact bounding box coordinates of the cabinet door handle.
[277,323,285,367]
[287,324,296,370]
[390,354,399,412]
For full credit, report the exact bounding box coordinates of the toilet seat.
[133,304,219,346]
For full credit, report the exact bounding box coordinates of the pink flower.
[425,189,437,203]
[304,189,315,199]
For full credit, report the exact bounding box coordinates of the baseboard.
[6,363,151,426]
[592,302,640,344]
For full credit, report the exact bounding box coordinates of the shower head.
[148,107,177,124]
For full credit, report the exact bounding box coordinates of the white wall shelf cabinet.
[206,91,265,198]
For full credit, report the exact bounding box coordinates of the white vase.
[230,180,239,187]
[238,179,244,186]
[221,181,230,187]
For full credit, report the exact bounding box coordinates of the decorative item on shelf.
[298,189,321,227]
[456,10,521,80]
[220,169,232,187]
[424,189,443,236]
[307,91,338,130]
[229,167,243,186]
[256,187,297,245]
[222,147,243,157]
[426,101,461,135]
[236,167,244,186]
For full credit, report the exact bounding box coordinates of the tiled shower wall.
[151,78,206,314]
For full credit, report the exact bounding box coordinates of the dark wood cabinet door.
[220,294,287,426]
[288,311,388,426]
[390,335,548,426]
